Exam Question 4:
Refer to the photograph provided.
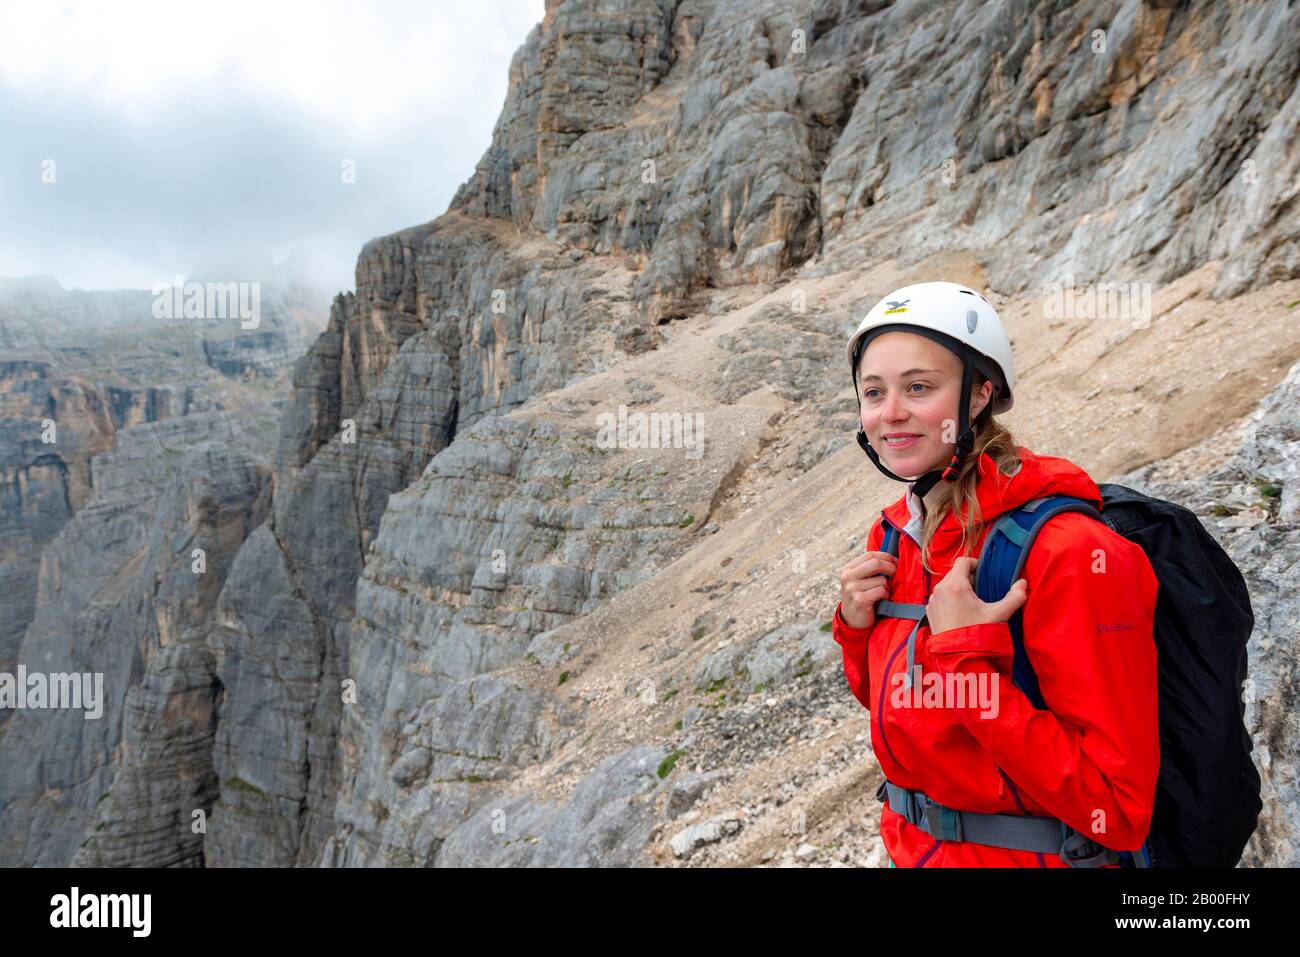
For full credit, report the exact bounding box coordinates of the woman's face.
[856,332,991,479]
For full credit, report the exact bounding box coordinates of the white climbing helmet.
[846,280,1015,415]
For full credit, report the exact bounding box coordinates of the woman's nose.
[881,391,905,422]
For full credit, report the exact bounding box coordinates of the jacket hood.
[881,445,1102,557]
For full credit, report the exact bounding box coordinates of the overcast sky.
[0,0,544,294]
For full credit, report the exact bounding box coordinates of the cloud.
[0,0,543,293]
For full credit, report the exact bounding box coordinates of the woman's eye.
[863,385,927,399]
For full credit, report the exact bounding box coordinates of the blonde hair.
[919,369,1022,574]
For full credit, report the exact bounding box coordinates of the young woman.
[832,281,1160,868]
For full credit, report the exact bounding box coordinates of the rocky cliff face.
[0,416,272,865]
[1,359,123,676]
[2,0,1297,867]
[0,276,324,684]
[0,276,322,864]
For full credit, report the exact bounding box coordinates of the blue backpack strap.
[973,495,1104,709]
[880,519,900,558]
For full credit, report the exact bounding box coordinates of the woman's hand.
[926,556,1028,635]
[838,550,897,629]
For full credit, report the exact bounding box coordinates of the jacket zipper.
[881,520,1031,869]
[998,765,1048,867]
[874,514,934,772]
[999,766,1029,813]
[916,839,941,867]
[877,513,944,866]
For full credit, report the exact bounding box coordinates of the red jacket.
[832,446,1160,867]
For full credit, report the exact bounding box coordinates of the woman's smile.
[883,433,922,450]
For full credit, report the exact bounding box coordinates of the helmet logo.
[966,308,978,333]
[884,299,910,314]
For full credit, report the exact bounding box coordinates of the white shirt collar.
[900,481,925,547]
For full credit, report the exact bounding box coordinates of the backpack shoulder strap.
[880,516,900,558]
[974,494,1104,709]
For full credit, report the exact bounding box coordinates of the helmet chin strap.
[854,353,990,511]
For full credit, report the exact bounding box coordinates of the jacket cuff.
[927,620,1013,658]
[832,602,874,645]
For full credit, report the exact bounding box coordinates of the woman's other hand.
[838,550,897,629]
[926,556,1028,635]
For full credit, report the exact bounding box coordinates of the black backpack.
[973,483,1263,867]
